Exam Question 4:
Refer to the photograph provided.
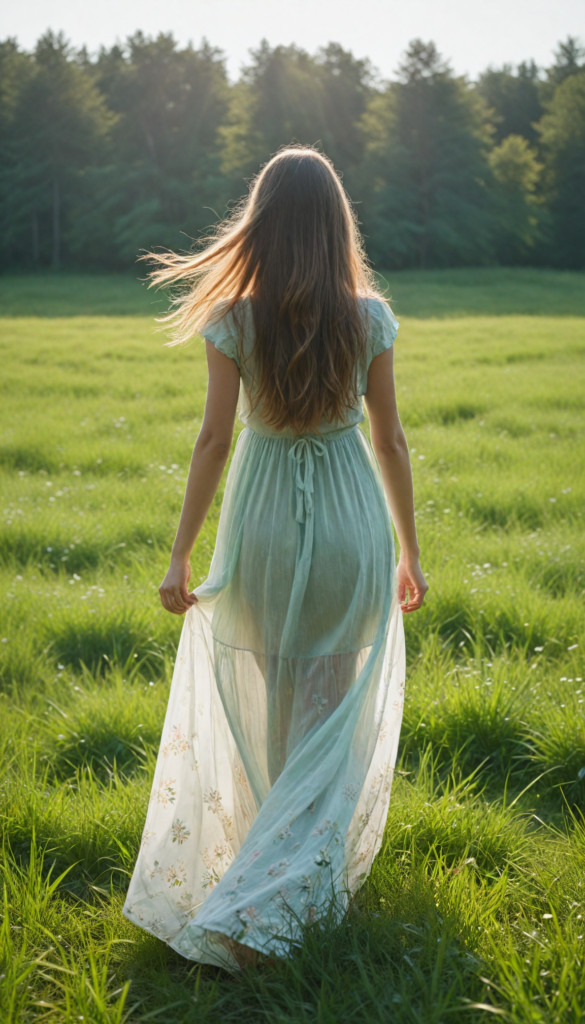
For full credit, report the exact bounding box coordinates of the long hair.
[146,146,381,434]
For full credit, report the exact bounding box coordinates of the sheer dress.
[123,297,406,967]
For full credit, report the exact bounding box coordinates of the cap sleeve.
[201,303,241,368]
[369,299,399,363]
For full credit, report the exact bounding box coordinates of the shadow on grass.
[400,680,528,785]
[404,586,581,661]
[119,877,489,1024]
[403,400,485,429]
[0,526,165,574]
[41,671,166,783]
[46,613,174,677]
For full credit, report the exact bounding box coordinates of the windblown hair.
[146,146,381,434]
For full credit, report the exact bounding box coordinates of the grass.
[0,267,584,1022]
[2,266,585,319]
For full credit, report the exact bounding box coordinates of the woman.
[123,146,427,969]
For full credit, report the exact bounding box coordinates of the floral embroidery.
[392,682,406,713]
[166,861,187,888]
[312,819,337,837]
[149,860,164,880]
[153,777,177,807]
[162,724,189,759]
[371,763,394,793]
[124,552,405,949]
[267,859,290,877]
[235,905,263,934]
[203,788,221,813]
[202,868,220,891]
[203,788,234,840]
[276,824,293,841]
[358,809,373,830]
[175,890,194,913]
[146,916,165,935]
[234,763,250,791]
[220,874,247,903]
[201,842,234,890]
[141,828,156,848]
[171,818,191,844]
[311,694,328,715]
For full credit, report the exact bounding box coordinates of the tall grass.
[1,270,584,1020]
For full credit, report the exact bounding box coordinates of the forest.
[0,31,584,272]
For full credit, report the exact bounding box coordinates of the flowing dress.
[123,296,406,968]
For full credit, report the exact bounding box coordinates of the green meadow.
[1,268,584,1022]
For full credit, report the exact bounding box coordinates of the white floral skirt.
[123,425,406,969]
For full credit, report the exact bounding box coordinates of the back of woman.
[123,147,427,969]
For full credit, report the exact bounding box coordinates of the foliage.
[0,269,584,1018]
[358,40,494,268]
[545,36,585,90]
[218,40,373,196]
[488,135,544,263]
[0,33,114,270]
[477,61,543,144]
[538,72,585,268]
[1,34,584,271]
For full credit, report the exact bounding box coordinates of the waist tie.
[288,437,326,524]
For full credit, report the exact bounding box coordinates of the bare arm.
[159,340,240,615]
[364,346,428,613]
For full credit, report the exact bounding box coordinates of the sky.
[2,0,584,81]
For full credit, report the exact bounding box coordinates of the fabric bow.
[288,437,326,524]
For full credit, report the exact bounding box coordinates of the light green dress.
[124,297,406,968]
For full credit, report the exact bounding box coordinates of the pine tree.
[0,34,112,270]
[360,41,494,269]
[477,61,543,144]
[217,42,371,197]
[537,70,585,268]
[546,36,585,88]
[1,32,113,270]
[80,33,230,265]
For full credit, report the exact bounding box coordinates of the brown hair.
[146,146,381,434]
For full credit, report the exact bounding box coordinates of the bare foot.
[218,933,259,969]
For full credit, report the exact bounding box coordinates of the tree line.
[1,32,584,272]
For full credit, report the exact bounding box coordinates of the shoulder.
[201,298,249,368]
[202,296,249,332]
[359,296,399,360]
[360,295,398,325]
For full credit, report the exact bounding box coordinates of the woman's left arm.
[159,340,240,615]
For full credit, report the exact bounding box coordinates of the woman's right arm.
[158,340,240,615]
[364,346,428,613]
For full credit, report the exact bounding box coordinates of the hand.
[159,559,198,616]
[396,555,428,613]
